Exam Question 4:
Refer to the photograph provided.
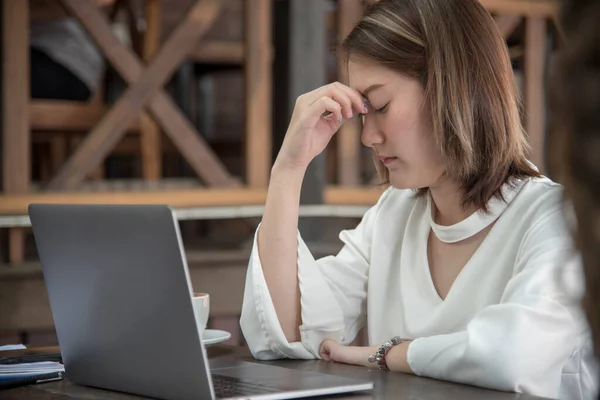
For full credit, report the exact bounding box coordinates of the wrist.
[361,345,382,368]
[384,340,413,374]
[269,162,306,191]
[272,156,308,177]
[366,338,413,373]
[337,345,379,367]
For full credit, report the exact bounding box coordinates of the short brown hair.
[548,0,600,357]
[341,0,539,212]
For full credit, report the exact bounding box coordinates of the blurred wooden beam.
[191,40,245,65]
[364,0,559,18]
[337,0,363,186]
[245,0,272,188]
[0,185,386,216]
[524,16,547,172]
[2,0,30,264]
[480,0,559,18]
[140,0,162,181]
[30,101,140,132]
[324,185,384,205]
[0,188,268,215]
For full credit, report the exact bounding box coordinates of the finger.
[323,83,367,118]
[305,86,352,119]
[304,83,366,118]
[332,82,369,115]
[310,96,343,124]
[324,88,354,119]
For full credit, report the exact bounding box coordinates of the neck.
[429,181,477,226]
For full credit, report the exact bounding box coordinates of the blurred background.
[0,0,559,348]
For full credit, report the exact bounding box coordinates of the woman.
[240,0,595,398]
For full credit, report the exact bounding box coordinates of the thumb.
[320,350,332,361]
[319,341,331,361]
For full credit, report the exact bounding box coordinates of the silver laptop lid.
[29,204,214,400]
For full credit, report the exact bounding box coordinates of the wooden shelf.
[0,184,386,216]
[324,185,385,206]
[479,0,559,18]
[30,101,140,132]
[191,40,245,65]
[28,178,203,192]
[190,40,274,66]
[0,187,267,215]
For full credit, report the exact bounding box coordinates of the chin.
[388,172,430,191]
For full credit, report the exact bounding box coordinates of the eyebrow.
[359,83,385,98]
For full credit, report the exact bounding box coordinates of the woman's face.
[348,57,445,190]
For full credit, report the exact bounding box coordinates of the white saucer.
[201,329,231,347]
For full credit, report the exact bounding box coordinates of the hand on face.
[276,82,368,171]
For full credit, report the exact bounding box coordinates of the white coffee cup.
[192,292,210,334]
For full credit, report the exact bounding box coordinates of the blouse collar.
[427,178,526,243]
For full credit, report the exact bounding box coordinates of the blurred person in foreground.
[549,0,600,394]
[239,0,596,399]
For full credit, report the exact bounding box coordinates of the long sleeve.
[406,207,586,398]
[240,189,391,361]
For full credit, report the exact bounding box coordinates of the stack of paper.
[0,344,26,351]
[0,344,65,388]
[0,361,65,379]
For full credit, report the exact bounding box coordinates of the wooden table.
[2,345,554,399]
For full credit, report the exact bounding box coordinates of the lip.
[377,155,397,165]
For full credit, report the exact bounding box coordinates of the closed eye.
[359,102,388,125]
[375,103,389,113]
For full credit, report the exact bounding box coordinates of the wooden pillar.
[336,0,363,186]
[289,0,327,240]
[245,0,272,188]
[524,17,546,172]
[140,0,162,181]
[2,0,29,264]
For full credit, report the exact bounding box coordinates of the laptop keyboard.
[212,374,280,398]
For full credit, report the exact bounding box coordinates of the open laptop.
[28,204,373,400]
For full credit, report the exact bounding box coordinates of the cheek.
[383,108,431,152]
[412,133,444,172]
[386,112,444,170]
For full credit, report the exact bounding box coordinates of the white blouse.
[239,176,598,400]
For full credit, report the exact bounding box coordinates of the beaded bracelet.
[367,336,408,371]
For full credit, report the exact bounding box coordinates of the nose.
[361,114,384,148]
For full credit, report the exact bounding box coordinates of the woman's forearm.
[257,162,306,343]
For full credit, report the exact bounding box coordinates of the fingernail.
[339,115,343,122]
[362,103,368,113]
[349,111,353,118]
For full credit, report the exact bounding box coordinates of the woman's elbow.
[250,347,284,361]
[479,347,562,397]
[240,321,283,360]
